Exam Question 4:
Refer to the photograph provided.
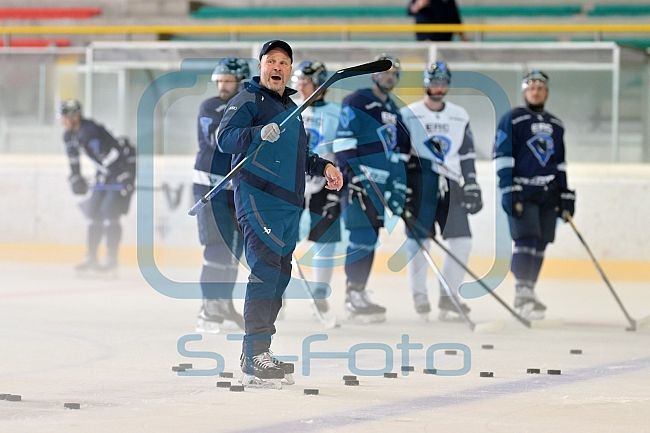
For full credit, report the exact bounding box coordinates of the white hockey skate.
[239,373,282,390]
[438,296,471,322]
[515,286,546,321]
[413,292,431,322]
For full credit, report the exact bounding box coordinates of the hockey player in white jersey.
[292,60,342,314]
[400,62,482,321]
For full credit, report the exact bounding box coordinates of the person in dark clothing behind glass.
[408,0,470,42]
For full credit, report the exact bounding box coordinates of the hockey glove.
[502,184,524,218]
[559,189,576,222]
[462,182,483,214]
[69,174,88,195]
[385,177,407,216]
[261,122,281,143]
[116,171,135,197]
[347,174,368,211]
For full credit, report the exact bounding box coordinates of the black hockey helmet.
[292,60,328,86]
[211,58,250,82]
[522,70,549,91]
[57,99,82,118]
[373,54,401,80]
[424,62,451,87]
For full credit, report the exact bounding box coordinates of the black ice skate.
[438,295,471,322]
[344,283,386,324]
[239,352,284,389]
[195,307,224,334]
[514,286,546,320]
[268,350,295,385]
[413,292,431,322]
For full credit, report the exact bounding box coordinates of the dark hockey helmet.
[211,58,250,82]
[522,70,549,91]
[424,62,451,87]
[57,99,82,118]
[292,60,328,86]
[374,54,401,80]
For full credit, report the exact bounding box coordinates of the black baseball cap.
[259,40,293,63]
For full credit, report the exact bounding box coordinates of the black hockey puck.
[384,372,398,378]
[479,372,493,378]
[171,366,185,372]
[547,369,562,375]
[64,403,80,410]
[444,350,457,355]
[400,366,415,372]
[527,368,541,374]
[481,344,494,350]
[423,368,437,374]
[216,381,231,388]
[304,389,319,395]
[179,363,193,369]
[570,349,582,355]
[6,395,21,401]
[0,394,9,400]
[342,375,357,381]
[344,380,359,386]
[219,372,234,378]
[229,385,245,392]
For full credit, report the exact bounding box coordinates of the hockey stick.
[566,215,637,331]
[291,254,340,329]
[188,59,393,216]
[358,165,504,333]
[427,235,565,329]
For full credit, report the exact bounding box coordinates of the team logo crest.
[526,134,555,166]
[376,124,398,156]
[425,135,450,162]
[339,106,356,129]
[305,127,322,152]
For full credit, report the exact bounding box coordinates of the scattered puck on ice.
[423,368,437,375]
[229,385,245,392]
[570,349,582,355]
[445,350,457,355]
[342,375,357,381]
[6,395,21,401]
[547,369,562,375]
[64,403,80,410]
[344,380,359,386]
[171,366,185,372]
[219,372,234,378]
[481,344,494,350]
[383,372,398,378]
[179,363,193,369]
[400,366,415,372]
[216,381,231,388]
[0,394,9,400]
[479,372,493,378]
[304,389,319,395]
[527,368,541,374]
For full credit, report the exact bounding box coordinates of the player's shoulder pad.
[444,100,470,120]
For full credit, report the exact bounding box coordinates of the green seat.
[190,6,405,19]
[588,4,650,16]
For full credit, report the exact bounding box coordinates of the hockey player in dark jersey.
[334,54,411,323]
[193,58,250,334]
[292,60,342,314]
[494,70,576,320]
[59,100,135,274]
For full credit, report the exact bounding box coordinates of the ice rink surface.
[1,260,649,433]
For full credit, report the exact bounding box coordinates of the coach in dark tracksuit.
[217,40,342,379]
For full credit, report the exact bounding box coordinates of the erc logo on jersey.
[305,127,323,152]
[526,134,555,166]
[339,106,356,129]
[425,135,450,163]
[376,124,398,156]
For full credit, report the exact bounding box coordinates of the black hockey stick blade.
[187,59,391,216]
[567,215,637,331]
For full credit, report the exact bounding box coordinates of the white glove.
[261,123,281,143]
